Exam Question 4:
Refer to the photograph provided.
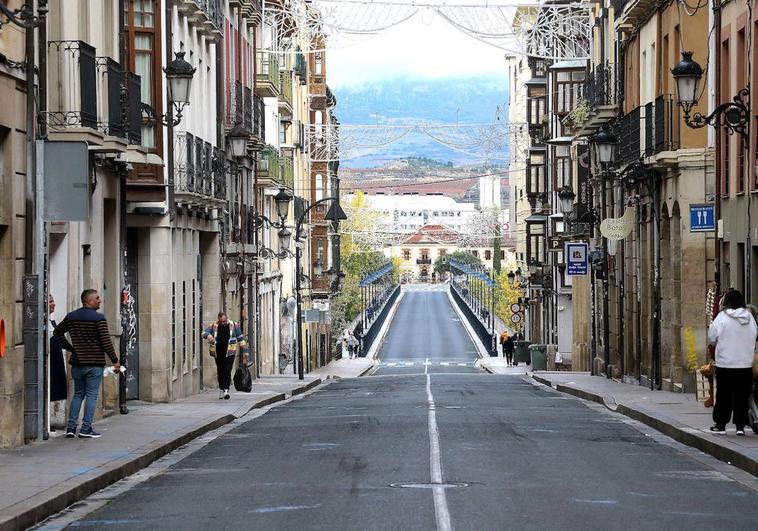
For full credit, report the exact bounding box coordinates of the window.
[500,250,505,259]
[554,144,571,188]
[438,249,447,257]
[421,249,429,260]
[402,249,411,261]
[527,152,546,196]
[315,173,324,200]
[472,250,479,258]
[485,250,492,260]
[555,71,584,114]
[317,239,324,262]
[315,52,323,75]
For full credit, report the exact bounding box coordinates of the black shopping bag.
[233,358,253,392]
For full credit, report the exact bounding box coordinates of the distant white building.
[346,192,510,235]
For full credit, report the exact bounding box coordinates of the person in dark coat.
[48,295,68,403]
[503,334,515,366]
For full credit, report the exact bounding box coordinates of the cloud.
[328,8,508,89]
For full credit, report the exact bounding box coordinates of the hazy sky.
[328,7,509,88]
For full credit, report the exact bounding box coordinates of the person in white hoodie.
[707,289,758,436]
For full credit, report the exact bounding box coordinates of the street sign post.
[565,242,589,276]
[689,203,715,232]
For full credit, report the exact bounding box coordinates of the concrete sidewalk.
[0,359,372,531]
[529,371,758,476]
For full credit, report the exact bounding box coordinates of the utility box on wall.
[41,140,89,222]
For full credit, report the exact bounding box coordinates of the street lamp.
[507,270,515,285]
[143,52,197,127]
[278,227,292,251]
[672,51,749,139]
[164,51,196,105]
[292,196,348,379]
[557,185,576,216]
[227,123,248,159]
[590,128,617,166]
[274,188,293,220]
[514,267,523,285]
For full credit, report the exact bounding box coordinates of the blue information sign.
[690,204,715,232]
[565,242,589,276]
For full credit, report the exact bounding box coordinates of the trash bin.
[529,344,548,371]
[513,340,531,366]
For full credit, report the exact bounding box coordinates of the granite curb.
[0,380,321,531]
[530,374,757,477]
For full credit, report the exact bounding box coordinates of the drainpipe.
[602,172,610,377]
[712,0,721,294]
[618,186,625,379]
[652,170,662,389]
[117,0,129,414]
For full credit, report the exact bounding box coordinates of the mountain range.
[333,74,509,168]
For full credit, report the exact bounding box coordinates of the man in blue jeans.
[53,289,120,438]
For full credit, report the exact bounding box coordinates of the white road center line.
[426,374,452,531]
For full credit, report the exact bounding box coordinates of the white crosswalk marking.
[378,360,474,368]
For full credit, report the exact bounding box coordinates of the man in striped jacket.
[53,289,120,439]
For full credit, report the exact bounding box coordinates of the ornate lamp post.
[589,127,617,377]
[293,197,347,379]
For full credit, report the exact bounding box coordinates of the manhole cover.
[390,482,469,489]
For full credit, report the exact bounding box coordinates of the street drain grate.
[390,482,469,489]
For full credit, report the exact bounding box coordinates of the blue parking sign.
[565,242,589,276]
[690,204,715,232]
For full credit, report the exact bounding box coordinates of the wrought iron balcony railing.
[280,70,293,108]
[46,40,97,130]
[416,258,432,265]
[280,155,294,189]
[175,131,226,201]
[177,0,223,36]
[584,61,617,110]
[644,94,680,156]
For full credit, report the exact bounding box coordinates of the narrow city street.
[50,288,757,530]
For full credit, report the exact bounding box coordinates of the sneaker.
[736,428,745,436]
[224,390,230,400]
[218,389,225,400]
[709,425,726,434]
[65,428,76,438]
[78,428,102,439]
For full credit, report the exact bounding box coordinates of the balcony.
[294,50,307,85]
[177,0,223,40]
[174,131,226,205]
[225,81,265,147]
[644,95,680,158]
[280,155,294,189]
[256,52,280,97]
[279,70,293,115]
[229,0,262,26]
[615,106,642,165]
[257,148,281,187]
[45,41,100,142]
[576,61,618,134]
[416,258,432,265]
[613,0,658,28]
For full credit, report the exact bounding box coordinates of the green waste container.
[529,344,548,371]
[513,340,531,366]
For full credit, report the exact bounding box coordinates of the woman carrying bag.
[707,289,758,436]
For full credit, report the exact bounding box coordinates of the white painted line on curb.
[426,374,452,531]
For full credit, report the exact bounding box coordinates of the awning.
[546,136,574,144]
[525,214,547,223]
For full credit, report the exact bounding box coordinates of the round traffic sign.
[510,313,522,324]
[510,303,521,313]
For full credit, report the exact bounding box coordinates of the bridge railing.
[449,281,498,356]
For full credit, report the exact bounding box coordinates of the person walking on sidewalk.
[503,333,515,367]
[203,312,248,400]
[347,330,359,359]
[707,289,758,436]
[53,289,120,439]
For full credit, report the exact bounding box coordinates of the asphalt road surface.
[55,285,758,530]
